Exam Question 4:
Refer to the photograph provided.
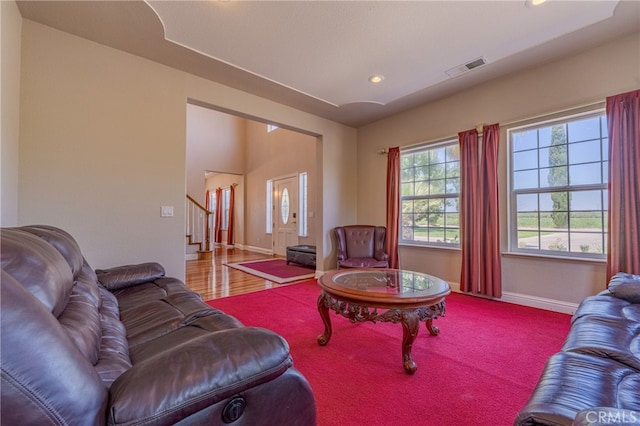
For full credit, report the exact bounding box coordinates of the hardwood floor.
[185,247,287,300]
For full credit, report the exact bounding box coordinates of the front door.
[273,176,298,256]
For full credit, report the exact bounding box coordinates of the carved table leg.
[400,310,420,375]
[317,292,332,346]
[425,319,440,336]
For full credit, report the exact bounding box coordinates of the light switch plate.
[161,206,174,217]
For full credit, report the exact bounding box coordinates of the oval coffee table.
[317,268,451,374]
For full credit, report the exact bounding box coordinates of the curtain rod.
[377,99,605,154]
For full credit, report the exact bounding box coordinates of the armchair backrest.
[334,226,388,268]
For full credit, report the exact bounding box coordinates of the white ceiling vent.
[445,57,488,78]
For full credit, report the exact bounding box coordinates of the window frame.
[507,109,608,260]
[399,139,461,249]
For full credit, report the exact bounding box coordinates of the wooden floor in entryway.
[185,247,283,300]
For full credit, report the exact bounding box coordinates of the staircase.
[186,194,213,260]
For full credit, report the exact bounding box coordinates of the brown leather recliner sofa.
[515,272,640,426]
[1,225,316,426]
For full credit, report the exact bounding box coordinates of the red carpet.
[225,258,315,284]
[207,279,571,426]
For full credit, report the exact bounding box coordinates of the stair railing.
[186,194,213,254]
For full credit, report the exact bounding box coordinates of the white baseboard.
[500,291,578,315]
[448,281,577,314]
[242,245,273,256]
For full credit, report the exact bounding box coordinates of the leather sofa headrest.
[1,228,74,317]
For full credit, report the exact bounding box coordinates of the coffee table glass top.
[319,268,450,302]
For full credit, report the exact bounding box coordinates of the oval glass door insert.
[281,188,290,224]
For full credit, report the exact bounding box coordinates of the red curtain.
[459,129,480,293]
[214,188,222,244]
[606,89,640,277]
[386,147,400,269]
[479,124,502,297]
[227,185,235,246]
[459,125,502,296]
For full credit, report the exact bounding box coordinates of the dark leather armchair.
[334,225,389,268]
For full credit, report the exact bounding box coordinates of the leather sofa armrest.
[607,273,640,303]
[108,327,293,426]
[96,262,165,291]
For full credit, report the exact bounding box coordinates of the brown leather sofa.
[1,225,316,426]
[515,273,640,426]
[334,225,389,268]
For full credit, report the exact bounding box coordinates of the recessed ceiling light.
[525,0,547,7]
[368,75,385,84]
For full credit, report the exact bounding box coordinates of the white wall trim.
[447,281,577,314]
[500,291,578,315]
[242,245,273,256]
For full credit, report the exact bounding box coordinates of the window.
[400,141,460,247]
[267,124,278,132]
[509,111,608,259]
[299,172,308,237]
[221,188,231,230]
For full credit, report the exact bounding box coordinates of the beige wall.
[357,32,640,310]
[244,122,317,251]
[186,104,245,206]
[1,1,22,226]
[16,19,357,278]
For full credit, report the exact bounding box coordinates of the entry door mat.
[225,258,315,284]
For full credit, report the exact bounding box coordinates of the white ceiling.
[16,1,640,127]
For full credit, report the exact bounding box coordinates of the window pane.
[570,190,602,211]
[446,161,460,178]
[540,166,568,188]
[401,167,414,182]
[570,211,603,231]
[518,230,539,249]
[431,147,446,163]
[544,233,569,251]
[569,232,604,254]
[568,117,601,143]
[445,178,459,194]
[569,163,603,185]
[517,193,538,212]
[514,150,538,171]
[445,145,460,161]
[517,212,538,230]
[569,140,601,164]
[513,169,538,189]
[513,129,538,151]
[415,180,429,196]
